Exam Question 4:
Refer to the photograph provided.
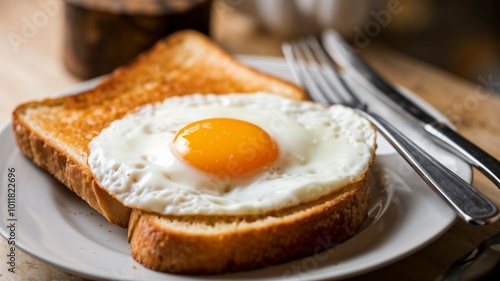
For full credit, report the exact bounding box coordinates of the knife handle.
[425,122,500,189]
[362,112,499,225]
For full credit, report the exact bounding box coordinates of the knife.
[322,29,500,189]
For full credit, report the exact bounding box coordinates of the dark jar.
[63,0,212,79]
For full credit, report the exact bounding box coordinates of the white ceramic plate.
[0,56,469,280]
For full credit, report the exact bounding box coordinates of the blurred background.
[212,0,500,92]
[1,0,500,92]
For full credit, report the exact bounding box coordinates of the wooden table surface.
[1,1,499,280]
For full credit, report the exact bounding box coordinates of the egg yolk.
[173,118,278,176]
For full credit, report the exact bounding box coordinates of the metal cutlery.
[435,231,500,281]
[322,29,500,190]
[282,37,499,225]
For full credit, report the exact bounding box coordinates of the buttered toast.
[13,30,375,274]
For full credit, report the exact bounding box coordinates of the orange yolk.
[173,118,278,176]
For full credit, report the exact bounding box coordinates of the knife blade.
[322,29,500,189]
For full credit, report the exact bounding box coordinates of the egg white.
[88,93,376,215]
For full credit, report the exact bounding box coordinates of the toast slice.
[12,30,305,227]
[13,30,375,274]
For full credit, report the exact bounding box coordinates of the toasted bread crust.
[13,112,132,226]
[128,172,371,274]
[12,30,304,227]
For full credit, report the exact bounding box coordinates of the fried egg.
[88,93,376,215]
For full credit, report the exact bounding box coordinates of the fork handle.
[424,122,500,189]
[358,110,499,225]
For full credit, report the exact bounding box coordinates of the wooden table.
[1,1,499,280]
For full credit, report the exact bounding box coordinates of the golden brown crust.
[11,30,305,228]
[12,112,131,227]
[128,172,371,274]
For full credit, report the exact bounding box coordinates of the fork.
[282,37,499,225]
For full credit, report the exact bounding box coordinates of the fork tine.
[295,39,343,104]
[282,42,331,104]
[284,37,365,107]
[297,39,346,103]
[282,43,304,88]
[305,37,364,107]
